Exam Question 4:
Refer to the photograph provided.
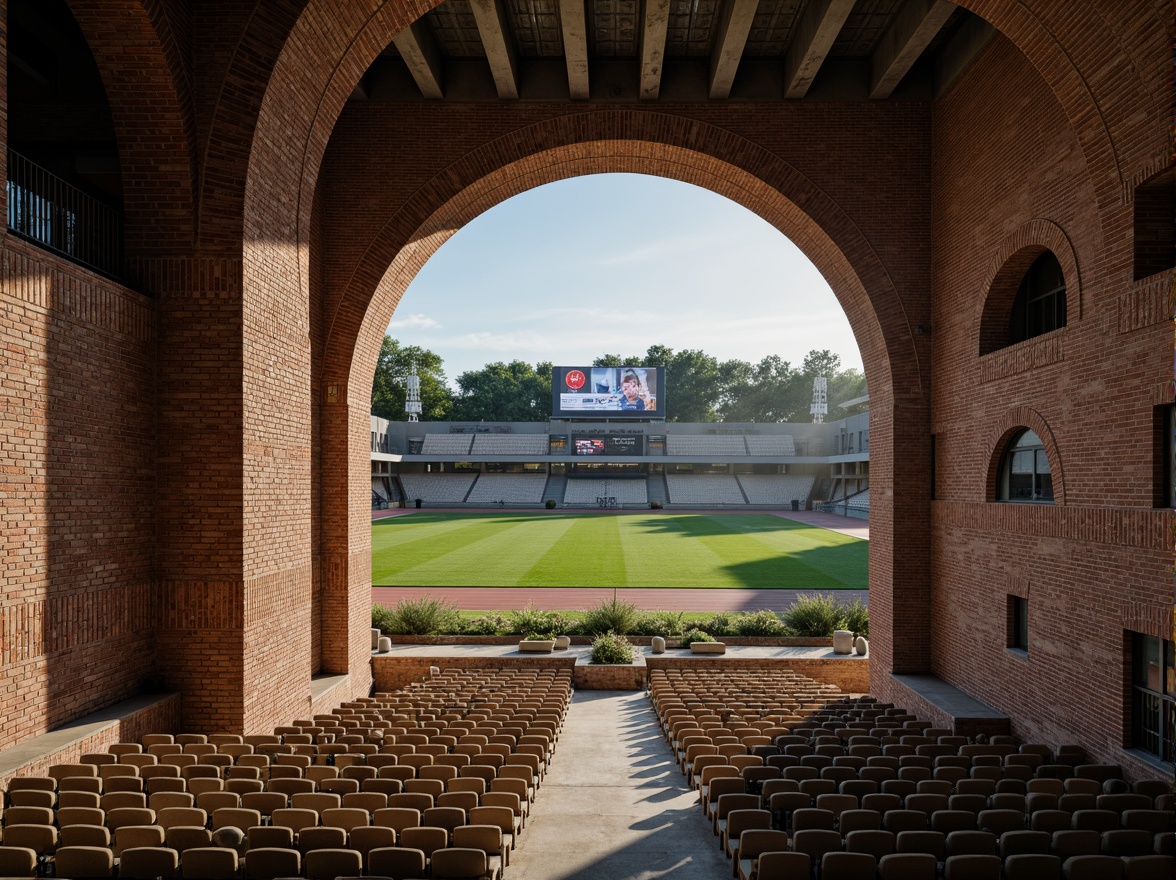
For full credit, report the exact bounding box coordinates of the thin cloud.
[388,313,442,330]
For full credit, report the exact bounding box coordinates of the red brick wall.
[0,238,157,749]
[870,33,1173,773]
[0,0,1169,762]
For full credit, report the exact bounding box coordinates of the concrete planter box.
[518,640,555,653]
[384,634,834,648]
[690,642,727,654]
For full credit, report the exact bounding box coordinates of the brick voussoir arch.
[64,0,196,257]
[957,0,1170,208]
[238,0,1168,325]
[984,407,1066,505]
[976,218,1081,356]
[328,110,915,404]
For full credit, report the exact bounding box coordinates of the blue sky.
[388,173,862,385]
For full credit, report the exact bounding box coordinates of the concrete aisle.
[508,689,732,880]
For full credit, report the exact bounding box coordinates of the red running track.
[370,507,869,612]
[371,585,868,612]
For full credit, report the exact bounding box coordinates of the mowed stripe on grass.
[372,512,867,589]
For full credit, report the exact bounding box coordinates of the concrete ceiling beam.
[470,0,520,100]
[391,20,446,100]
[708,0,759,100]
[870,0,957,99]
[782,0,856,100]
[639,0,671,100]
[559,0,590,100]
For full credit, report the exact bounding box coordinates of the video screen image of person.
[617,368,653,411]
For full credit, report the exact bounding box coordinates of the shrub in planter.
[839,596,869,638]
[581,596,639,635]
[545,499,557,509]
[462,613,510,636]
[631,610,686,638]
[783,592,844,637]
[590,631,634,664]
[697,612,735,637]
[378,595,461,635]
[649,501,663,509]
[679,627,714,648]
[372,603,397,635]
[734,609,787,637]
[508,604,570,640]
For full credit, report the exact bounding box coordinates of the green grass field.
[372,512,867,589]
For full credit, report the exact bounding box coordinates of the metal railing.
[6,149,123,277]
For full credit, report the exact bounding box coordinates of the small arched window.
[999,429,1053,503]
[1009,252,1066,345]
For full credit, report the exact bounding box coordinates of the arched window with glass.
[1009,251,1066,345]
[998,429,1053,503]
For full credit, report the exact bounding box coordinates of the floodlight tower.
[405,360,422,422]
[810,376,828,424]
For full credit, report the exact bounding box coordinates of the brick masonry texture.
[0,1,1171,783]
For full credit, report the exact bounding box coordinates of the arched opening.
[6,0,122,275]
[1007,252,1066,347]
[309,123,931,703]
[995,429,1053,504]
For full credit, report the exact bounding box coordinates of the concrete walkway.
[508,690,730,880]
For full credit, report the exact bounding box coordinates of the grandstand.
[738,474,815,507]
[464,473,549,505]
[470,433,549,456]
[563,477,648,507]
[745,435,796,456]
[420,434,474,456]
[399,473,478,504]
[666,435,750,456]
[373,414,867,511]
[666,474,748,506]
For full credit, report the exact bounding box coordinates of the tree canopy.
[370,337,452,421]
[371,336,865,423]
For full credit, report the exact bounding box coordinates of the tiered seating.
[665,474,746,505]
[469,435,548,456]
[371,478,388,502]
[745,435,796,456]
[465,475,548,505]
[648,670,1174,880]
[666,435,749,456]
[399,473,477,504]
[0,668,572,880]
[562,480,607,506]
[606,480,648,505]
[738,474,815,506]
[419,434,474,456]
[847,489,870,510]
[560,479,648,506]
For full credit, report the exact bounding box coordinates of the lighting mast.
[810,376,827,424]
[405,360,422,422]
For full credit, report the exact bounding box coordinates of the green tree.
[370,336,452,421]
[720,355,807,422]
[450,360,553,421]
[592,353,644,367]
[664,348,723,422]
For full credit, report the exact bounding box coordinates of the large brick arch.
[311,110,931,692]
[219,0,1169,711]
[233,0,1168,309]
[63,0,195,258]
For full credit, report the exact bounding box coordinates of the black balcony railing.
[6,149,123,278]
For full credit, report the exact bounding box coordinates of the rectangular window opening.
[1008,595,1028,652]
[1133,168,1175,281]
[1129,631,1176,763]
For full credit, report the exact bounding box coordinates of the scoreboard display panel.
[552,366,665,419]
